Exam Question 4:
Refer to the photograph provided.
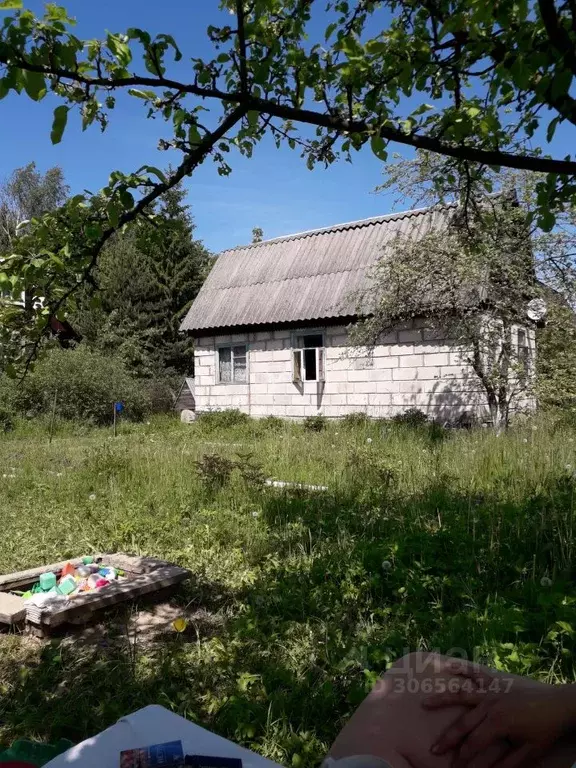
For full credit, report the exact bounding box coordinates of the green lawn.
[0,413,575,765]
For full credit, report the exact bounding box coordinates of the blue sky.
[0,1,572,253]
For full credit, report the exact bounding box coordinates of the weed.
[303,415,327,432]
[198,409,251,431]
[392,407,428,426]
[194,453,236,491]
[0,414,575,765]
[0,407,14,433]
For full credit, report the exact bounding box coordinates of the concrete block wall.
[192,322,499,420]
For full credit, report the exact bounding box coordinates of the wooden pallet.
[0,554,190,637]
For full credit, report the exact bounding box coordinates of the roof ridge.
[222,200,459,254]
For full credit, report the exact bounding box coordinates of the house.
[180,204,535,421]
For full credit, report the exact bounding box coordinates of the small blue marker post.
[113,401,124,437]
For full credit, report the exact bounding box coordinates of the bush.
[197,409,251,431]
[392,407,428,426]
[194,453,236,491]
[342,412,370,428]
[142,377,178,414]
[11,347,151,425]
[0,406,14,433]
[303,414,327,432]
[258,415,285,432]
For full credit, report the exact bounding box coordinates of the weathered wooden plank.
[1,554,190,633]
[40,566,190,627]
[0,557,85,591]
[0,592,26,623]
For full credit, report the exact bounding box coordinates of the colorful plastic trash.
[39,573,57,592]
[0,738,73,767]
[61,562,75,578]
[57,575,76,596]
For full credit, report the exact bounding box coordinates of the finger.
[493,743,534,768]
[455,719,504,768]
[423,690,486,709]
[431,704,489,755]
[442,658,494,687]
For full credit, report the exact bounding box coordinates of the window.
[218,345,247,383]
[517,329,530,384]
[292,332,325,383]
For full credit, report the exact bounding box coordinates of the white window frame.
[217,343,248,384]
[516,328,530,383]
[292,330,325,384]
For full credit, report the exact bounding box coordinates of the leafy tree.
[0,162,68,253]
[0,162,69,370]
[2,0,576,367]
[351,197,537,428]
[2,345,152,424]
[354,153,576,426]
[252,226,264,243]
[536,302,576,410]
[75,183,211,377]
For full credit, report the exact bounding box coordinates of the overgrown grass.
[0,413,575,764]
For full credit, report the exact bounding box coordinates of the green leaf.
[466,106,481,118]
[158,33,182,61]
[370,134,388,162]
[365,39,387,55]
[127,27,151,46]
[21,69,47,101]
[0,0,23,8]
[45,4,70,21]
[538,209,556,232]
[128,88,157,100]
[0,77,9,100]
[107,33,132,67]
[216,53,230,63]
[547,116,561,143]
[325,22,337,42]
[106,200,121,228]
[412,103,435,116]
[137,165,167,184]
[247,110,259,128]
[50,105,69,145]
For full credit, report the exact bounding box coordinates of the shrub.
[258,415,285,432]
[0,406,14,433]
[303,414,327,432]
[342,412,370,428]
[234,451,266,488]
[392,407,428,426]
[12,347,151,425]
[142,377,178,414]
[194,453,236,491]
[197,409,251,431]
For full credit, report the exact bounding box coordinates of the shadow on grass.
[1,474,575,765]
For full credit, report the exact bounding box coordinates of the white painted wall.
[193,322,535,421]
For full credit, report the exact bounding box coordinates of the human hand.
[422,662,576,768]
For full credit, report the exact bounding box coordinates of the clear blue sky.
[0,1,572,253]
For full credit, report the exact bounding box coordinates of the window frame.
[516,328,530,384]
[292,329,326,384]
[216,343,249,385]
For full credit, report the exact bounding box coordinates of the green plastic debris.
[0,737,73,766]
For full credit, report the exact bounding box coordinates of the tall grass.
[0,414,574,764]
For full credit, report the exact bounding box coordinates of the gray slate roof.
[181,203,455,333]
